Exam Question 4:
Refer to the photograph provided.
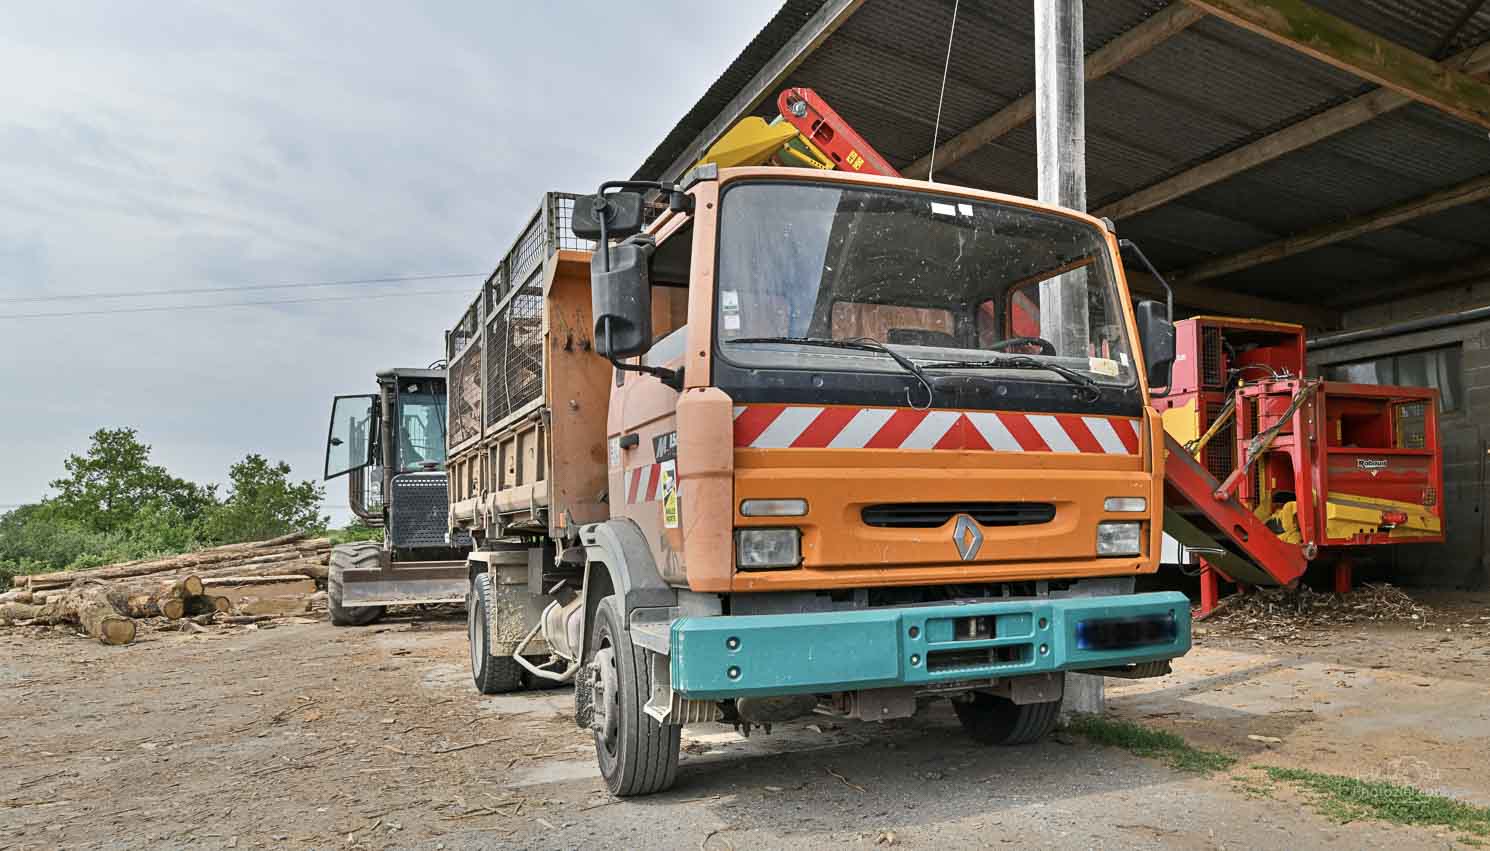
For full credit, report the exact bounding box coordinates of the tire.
[954,693,1062,745]
[327,542,385,627]
[589,595,680,797]
[468,571,523,694]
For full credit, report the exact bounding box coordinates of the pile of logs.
[0,533,331,645]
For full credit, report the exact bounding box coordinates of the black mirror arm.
[1119,239,1172,323]
[602,320,684,391]
[1119,239,1176,398]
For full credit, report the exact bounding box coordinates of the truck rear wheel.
[954,693,1062,745]
[327,542,385,627]
[589,595,680,797]
[468,572,523,694]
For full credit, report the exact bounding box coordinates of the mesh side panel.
[1201,326,1224,388]
[448,299,481,360]
[1204,399,1235,482]
[389,473,452,548]
[509,213,546,293]
[484,270,545,427]
[1395,402,1427,449]
[551,194,597,253]
[449,344,483,447]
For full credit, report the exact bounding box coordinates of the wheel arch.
[577,519,675,661]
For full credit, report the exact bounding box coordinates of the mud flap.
[485,561,550,658]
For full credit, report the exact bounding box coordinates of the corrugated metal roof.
[634,0,1490,320]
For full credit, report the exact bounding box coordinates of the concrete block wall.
[1304,284,1490,590]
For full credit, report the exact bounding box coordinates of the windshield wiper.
[920,355,1103,401]
[728,336,935,409]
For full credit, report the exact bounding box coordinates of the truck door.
[325,394,378,480]
[608,221,693,582]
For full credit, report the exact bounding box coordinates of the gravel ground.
[2,592,1488,849]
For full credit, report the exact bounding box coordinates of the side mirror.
[592,235,656,358]
[1135,299,1175,390]
[572,191,646,241]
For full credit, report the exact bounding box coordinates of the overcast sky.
[0,0,779,523]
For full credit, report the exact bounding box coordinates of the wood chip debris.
[1207,582,1433,642]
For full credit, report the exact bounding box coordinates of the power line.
[0,287,475,320]
[0,272,486,304]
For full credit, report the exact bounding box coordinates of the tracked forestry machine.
[321,367,469,625]
[448,89,1194,796]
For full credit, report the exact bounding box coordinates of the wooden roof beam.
[1338,255,1490,309]
[902,3,1206,180]
[1183,0,1490,130]
[1175,172,1490,284]
[1097,37,1490,221]
[1125,270,1341,328]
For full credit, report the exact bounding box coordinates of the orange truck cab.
[451,167,1191,797]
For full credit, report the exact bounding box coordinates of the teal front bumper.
[670,591,1190,700]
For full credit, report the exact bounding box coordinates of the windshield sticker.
[721,289,741,330]
[1118,352,1129,367]
[1089,357,1120,377]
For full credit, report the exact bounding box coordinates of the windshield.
[715,181,1135,386]
[397,387,447,471]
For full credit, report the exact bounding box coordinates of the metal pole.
[1035,0,1102,716]
[1035,0,1090,357]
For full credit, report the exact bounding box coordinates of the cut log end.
[97,616,136,646]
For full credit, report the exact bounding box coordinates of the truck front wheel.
[588,595,680,796]
[327,542,385,627]
[954,693,1061,745]
[468,572,523,694]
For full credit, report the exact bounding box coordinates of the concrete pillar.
[1035,0,1102,716]
[1034,0,1091,358]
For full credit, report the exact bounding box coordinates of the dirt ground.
[3,592,1489,850]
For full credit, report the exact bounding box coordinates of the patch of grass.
[1265,766,1490,837]
[1064,714,1235,773]
[1230,773,1277,800]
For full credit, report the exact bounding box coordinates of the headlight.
[1096,521,1142,557]
[1103,497,1147,513]
[735,528,801,569]
[740,498,808,517]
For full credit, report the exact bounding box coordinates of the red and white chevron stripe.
[732,405,1141,454]
[624,463,664,504]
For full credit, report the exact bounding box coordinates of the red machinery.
[1155,317,1444,614]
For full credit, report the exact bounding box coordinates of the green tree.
[48,428,216,534]
[201,454,326,544]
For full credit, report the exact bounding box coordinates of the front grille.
[927,645,1030,673]
[861,502,1055,529]
[389,472,452,549]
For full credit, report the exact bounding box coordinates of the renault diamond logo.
[952,514,983,561]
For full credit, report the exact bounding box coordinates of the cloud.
[0,0,780,522]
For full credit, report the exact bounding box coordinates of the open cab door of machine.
[325,394,378,480]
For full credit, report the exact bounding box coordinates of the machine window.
[325,395,376,479]
[398,387,448,470]
[1322,345,1462,413]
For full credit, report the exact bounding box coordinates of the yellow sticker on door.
[660,460,679,529]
